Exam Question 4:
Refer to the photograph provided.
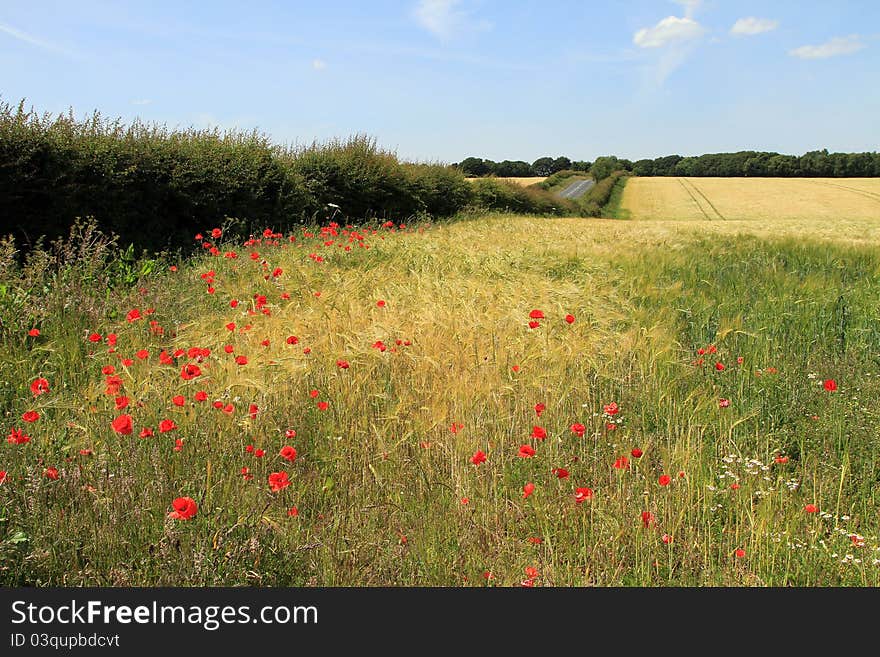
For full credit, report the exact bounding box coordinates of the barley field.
[2,211,880,587]
[621,177,880,222]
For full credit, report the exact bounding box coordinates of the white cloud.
[633,16,704,48]
[789,35,865,59]
[674,0,702,19]
[412,0,490,39]
[0,21,69,55]
[730,17,778,36]
[131,99,153,106]
[312,58,327,70]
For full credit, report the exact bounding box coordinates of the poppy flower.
[719,398,730,408]
[254,448,265,458]
[172,395,185,407]
[774,455,789,464]
[528,321,540,329]
[631,447,643,458]
[30,378,50,396]
[22,411,39,423]
[268,471,291,492]
[0,471,6,484]
[225,322,236,331]
[44,467,59,480]
[139,427,154,438]
[287,507,299,517]
[111,414,133,435]
[470,450,487,465]
[524,566,539,579]
[460,497,469,505]
[449,423,463,434]
[552,467,569,479]
[534,403,545,417]
[518,444,536,458]
[565,314,575,324]
[511,365,520,373]
[531,426,547,440]
[336,359,350,369]
[376,300,386,307]
[173,439,184,451]
[715,362,725,371]
[7,428,30,444]
[570,423,586,438]
[224,344,235,354]
[181,364,202,380]
[603,402,619,416]
[309,390,320,398]
[280,446,297,462]
[241,467,253,480]
[735,548,746,558]
[285,429,297,439]
[641,511,656,528]
[235,356,248,366]
[101,365,116,375]
[249,404,259,419]
[522,482,535,498]
[126,309,142,322]
[169,496,198,520]
[286,336,299,345]
[613,456,630,470]
[575,487,593,503]
[662,533,673,544]
[658,475,671,487]
[529,309,544,319]
[114,396,129,410]
[158,419,177,433]
[194,391,208,402]
[136,349,149,360]
[88,333,102,343]
[805,504,819,513]
[211,227,222,239]
[823,379,837,392]
[28,328,40,337]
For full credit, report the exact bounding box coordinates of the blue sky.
[1,1,878,163]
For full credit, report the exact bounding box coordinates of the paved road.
[557,178,595,199]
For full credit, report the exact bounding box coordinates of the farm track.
[677,178,713,220]
[813,180,880,204]
[684,179,727,220]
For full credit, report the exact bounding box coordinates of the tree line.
[455,150,880,179]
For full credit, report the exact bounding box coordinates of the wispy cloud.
[0,21,71,55]
[673,0,702,20]
[412,0,491,40]
[633,16,704,49]
[789,35,865,59]
[730,17,778,36]
[312,58,327,71]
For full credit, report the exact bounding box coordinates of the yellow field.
[621,177,880,221]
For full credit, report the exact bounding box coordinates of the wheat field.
[621,177,880,222]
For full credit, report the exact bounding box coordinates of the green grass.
[602,175,631,219]
[1,214,878,586]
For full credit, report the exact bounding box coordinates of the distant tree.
[571,160,592,172]
[590,156,621,181]
[495,160,532,177]
[632,159,655,176]
[458,157,490,177]
[532,157,555,177]
[652,155,683,176]
[766,154,798,177]
[551,156,572,173]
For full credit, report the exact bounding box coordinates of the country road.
[558,178,595,199]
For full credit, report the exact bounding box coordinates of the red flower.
[268,471,291,492]
[522,482,535,499]
[641,511,655,528]
[774,455,789,464]
[126,308,142,322]
[226,322,236,331]
[30,377,50,396]
[88,333,102,343]
[136,349,149,360]
[111,414,133,435]
[565,314,575,324]
[211,227,222,239]
[309,389,320,398]
[735,548,746,558]
[194,391,208,402]
[449,423,463,434]
[376,299,386,307]
[511,365,520,372]
[169,496,198,520]
[101,365,116,375]
[715,362,725,371]
[280,445,297,462]
[28,328,40,337]
[613,456,630,470]
[603,402,619,416]
[534,403,545,417]
[285,429,297,439]
[662,533,673,544]
[719,398,730,408]
[658,474,671,486]
[575,487,593,503]
[172,395,185,407]
[173,439,184,451]
[158,419,177,433]
[823,379,837,392]
[286,336,299,345]
[249,404,259,419]
[570,423,585,438]
[22,410,40,423]
[115,396,129,410]
[470,450,487,465]
[805,503,819,513]
[224,344,235,354]
[631,447,643,458]
[180,364,202,380]
[528,321,540,329]
[254,448,265,458]
[235,356,248,366]
[287,507,299,517]
[7,428,30,444]
[518,444,536,458]
[139,427,154,438]
[44,466,59,480]
[529,309,544,319]
[531,426,547,440]
[241,467,253,480]
[317,401,329,411]
[460,497,469,505]
[0,471,6,484]
[336,359,350,369]
[552,467,570,479]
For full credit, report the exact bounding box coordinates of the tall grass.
[2,213,878,586]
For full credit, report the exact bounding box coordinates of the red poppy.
[223,344,235,354]
[222,403,234,415]
[658,475,671,486]
[249,404,259,419]
[552,467,569,479]
[22,410,39,423]
[180,364,202,380]
[376,299,386,307]
[268,471,291,492]
[631,447,643,458]
[169,496,198,520]
[0,471,6,484]
[235,356,248,366]
[30,378,50,396]
[280,445,297,462]
[534,403,545,417]
[28,328,40,337]
[254,448,265,458]
[603,402,619,416]
[565,314,575,324]
[101,365,116,375]
[111,414,133,435]
[286,336,299,345]
[570,423,586,438]
[309,389,320,398]
[470,450,487,465]
[159,419,176,433]
[823,379,837,392]
[287,507,299,517]
[529,309,544,319]
[173,438,184,451]
[7,428,30,444]
[613,456,630,470]
[641,511,655,528]
[139,427,154,438]
[715,362,725,371]
[518,444,536,458]
[88,333,102,343]
[44,466,59,480]
[774,455,789,464]
[336,359,350,369]
[114,396,129,410]
[285,429,297,439]
[528,321,540,329]
[172,395,185,407]
[575,487,593,503]
[511,365,520,372]
[126,308,142,322]
[522,482,535,498]
[317,401,329,411]
[662,533,673,544]
[194,391,208,402]
[719,398,730,408]
[136,349,149,360]
[241,467,253,480]
[226,322,236,331]
[372,340,387,352]
[449,423,463,434]
[735,548,746,558]
[460,497,469,505]
[805,504,819,513]
[211,227,222,239]
[531,426,547,440]
[525,566,539,579]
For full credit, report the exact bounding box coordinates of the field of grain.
[472,176,546,186]
[621,177,880,221]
